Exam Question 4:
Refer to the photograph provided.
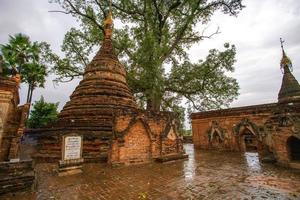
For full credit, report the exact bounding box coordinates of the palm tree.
[1,34,30,73]
[0,33,49,103]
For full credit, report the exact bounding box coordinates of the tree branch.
[65,0,104,33]
[68,41,88,68]
[160,0,202,62]
[48,10,71,14]
[184,95,201,111]
[161,0,181,28]
[160,0,238,62]
[181,27,220,43]
[111,1,144,20]
[94,0,107,18]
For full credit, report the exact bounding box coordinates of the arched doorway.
[241,128,258,152]
[287,136,300,161]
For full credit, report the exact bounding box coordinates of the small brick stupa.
[30,12,186,165]
[278,44,300,103]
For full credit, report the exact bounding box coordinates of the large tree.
[50,0,243,113]
[0,33,50,103]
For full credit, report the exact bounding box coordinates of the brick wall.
[121,121,151,165]
[192,116,270,151]
[191,104,275,152]
[191,101,300,169]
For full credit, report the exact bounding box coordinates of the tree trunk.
[146,99,153,110]
[26,84,31,103]
[146,94,162,111]
[28,84,34,103]
[26,83,34,104]
[145,62,164,111]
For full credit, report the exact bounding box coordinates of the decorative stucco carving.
[166,127,177,141]
[290,116,300,134]
[233,118,264,141]
[207,121,228,142]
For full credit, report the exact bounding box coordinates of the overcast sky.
[1,0,300,112]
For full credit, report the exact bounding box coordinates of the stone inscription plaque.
[63,136,82,160]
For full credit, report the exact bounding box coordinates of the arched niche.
[207,121,226,142]
[233,118,261,152]
[123,120,152,163]
[241,127,258,151]
[166,127,177,141]
[287,136,300,161]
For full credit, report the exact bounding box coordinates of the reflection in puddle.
[183,144,196,181]
[244,152,261,172]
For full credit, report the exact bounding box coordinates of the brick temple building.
[191,44,300,169]
[28,12,186,165]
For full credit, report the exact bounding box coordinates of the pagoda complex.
[191,39,300,169]
[29,12,186,165]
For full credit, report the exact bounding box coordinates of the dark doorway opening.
[212,131,222,144]
[243,129,258,152]
[288,136,300,161]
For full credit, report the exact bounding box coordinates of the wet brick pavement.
[2,144,300,200]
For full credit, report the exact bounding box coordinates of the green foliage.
[27,96,59,128]
[167,43,239,111]
[50,0,244,115]
[182,129,192,136]
[0,33,51,103]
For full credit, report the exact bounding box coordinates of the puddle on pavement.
[183,144,196,181]
[244,152,262,172]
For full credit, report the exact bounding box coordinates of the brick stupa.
[57,11,137,139]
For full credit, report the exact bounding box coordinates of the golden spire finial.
[280,38,293,73]
[104,0,113,38]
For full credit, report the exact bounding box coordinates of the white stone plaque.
[63,136,82,160]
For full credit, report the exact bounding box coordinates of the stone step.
[0,175,34,195]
